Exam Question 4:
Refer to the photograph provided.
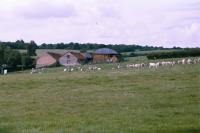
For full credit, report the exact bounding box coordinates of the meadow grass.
[0,64,200,133]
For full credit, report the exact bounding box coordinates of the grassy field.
[0,63,200,133]
[19,49,68,57]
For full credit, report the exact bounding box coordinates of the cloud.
[0,0,200,47]
[176,0,200,12]
[14,1,77,19]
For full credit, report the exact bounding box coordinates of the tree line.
[0,40,176,53]
[0,42,36,73]
[146,49,200,59]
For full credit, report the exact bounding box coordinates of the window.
[67,55,70,58]
[67,60,70,64]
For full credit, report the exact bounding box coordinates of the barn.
[59,51,85,66]
[93,48,119,63]
[36,52,61,68]
[83,52,93,63]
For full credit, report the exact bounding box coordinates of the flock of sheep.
[127,58,200,69]
[31,58,200,74]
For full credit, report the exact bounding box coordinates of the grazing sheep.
[156,62,162,67]
[141,63,146,68]
[61,57,200,74]
[198,58,200,63]
[187,59,192,64]
[172,61,176,66]
[31,68,41,74]
[127,64,135,69]
[117,65,121,69]
[134,64,141,69]
[193,59,197,64]
[178,60,182,64]
[149,63,158,69]
[182,59,186,64]
[80,68,84,72]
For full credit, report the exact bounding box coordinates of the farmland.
[0,59,200,133]
[19,49,67,57]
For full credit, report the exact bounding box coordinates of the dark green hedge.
[147,49,200,59]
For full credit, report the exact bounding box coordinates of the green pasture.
[0,61,200,133]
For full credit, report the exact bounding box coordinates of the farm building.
[83,52,93,63]
[93,48,119,63]
[36,52,61,68]
[59,51,85,66]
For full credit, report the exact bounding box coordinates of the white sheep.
[187,59,192,64]
[149,63,158,69]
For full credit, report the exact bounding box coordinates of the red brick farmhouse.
[36,52,61,68]
[59,51,85,66]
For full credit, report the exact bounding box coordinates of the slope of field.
[0,64,200,133]
[19,49,69,57]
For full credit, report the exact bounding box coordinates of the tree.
[15,40,25,49]
[0,44,11,65]
[6,50,21,67]
[0,44,36,73]
[27,41,37,56]
[0,44,21,73]
[21,53,35,70]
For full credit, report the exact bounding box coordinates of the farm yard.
[0,57,200,133]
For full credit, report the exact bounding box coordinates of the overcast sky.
[0,0,200,47]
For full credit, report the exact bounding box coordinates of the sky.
[0,0,200,47]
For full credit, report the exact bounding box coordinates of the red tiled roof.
[70,52,85,60]
[47,52,62,60]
